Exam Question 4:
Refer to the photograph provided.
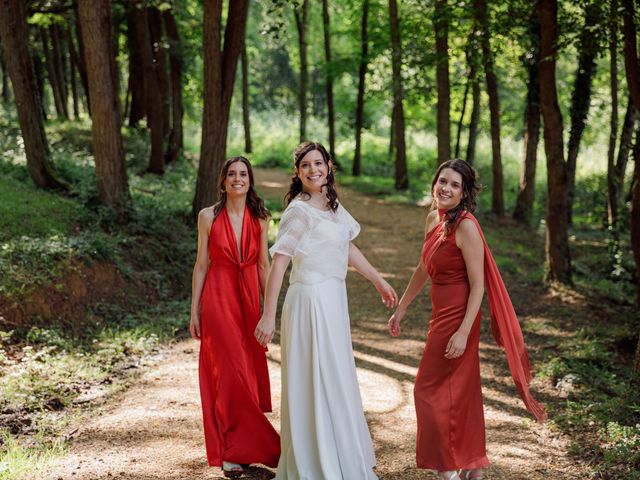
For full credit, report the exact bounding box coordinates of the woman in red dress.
[388,159,545,480]
[190,157,280,477]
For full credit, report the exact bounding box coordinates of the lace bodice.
[270,199,360,285]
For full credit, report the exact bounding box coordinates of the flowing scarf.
[425,210,547,423]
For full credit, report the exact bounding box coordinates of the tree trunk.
[0,0,68,190]
[513,1,541,225]
[454,66,470,159]
[322,0,337,161]
[389,0,408,190]
[434,0,450,164]
[32,51,47,121]
[50,24,69,118]
[74,6,91,116]
[40,27,68,120]
[193,0,249,217]
[126,10,145,126]
[475,0,504,216]
[0,46,10,104]
[294,1,309,143]
[632,127,640,305]
[66,28,80,118]
[607,0,619,233]
[76,0,130,213]
[134,3,164,174]
[466,66,480,165]
[566,3,600,224]
[353,0,369,177]
[540,0,572,284]
[148,7,170,139]
[623,0,640,111]
[241,38,252,154]
[612,102,639,226]
[65,22,88,116]
[163,8,183,161]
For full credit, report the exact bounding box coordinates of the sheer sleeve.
[269,202,313,257]
[339,204,361,241]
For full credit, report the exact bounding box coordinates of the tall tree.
[50,24,69,118]
[0,0,67,190]
[539,0,572,284]
[513,1,541,225]
[66,26,80,118]
[66,17,89,116]
[0,45,10,104]
[475,0,504,215]
[621,0,640,307]
[40,27,68,120]
[353,0,370,176]
[454,37,473,159]
[134,2,164,174]
[466,49,481,165]
[294,1,309,142]
[322,0,337,160]
[193,0,249,216]
[73,5,90,116]
[148,7,171,138]
[566,2,601,224]
[389,0,408,190]
[607,0,619,235]
[434,0,450,164]
[126,10,145,126]
[163,8,183,161]
[241,38,252,154]
[76,0,130,213]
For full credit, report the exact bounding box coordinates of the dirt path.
[32,168,590,480]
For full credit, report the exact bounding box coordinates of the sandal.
[460,469,484,479]
[222,461,244,478]
[438,472,461,480]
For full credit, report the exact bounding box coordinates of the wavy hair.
[431,159,481,236]
[284,141,338,212]
[213,156,270,220]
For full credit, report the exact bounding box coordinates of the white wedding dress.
[270,198,378,480]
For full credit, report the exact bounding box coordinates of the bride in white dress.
[255,141,398,480]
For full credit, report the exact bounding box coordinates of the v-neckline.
[225,206,245,262]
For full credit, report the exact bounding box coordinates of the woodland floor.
[28,168,593,480]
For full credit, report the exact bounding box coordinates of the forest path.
[32,168,589,480]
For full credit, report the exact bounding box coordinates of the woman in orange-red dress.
[190,157,280,478]
[388,159,545,480]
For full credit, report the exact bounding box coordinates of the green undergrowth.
[0,300,188,480]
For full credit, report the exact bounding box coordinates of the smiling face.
[433,167,464,210]
[296,149,331,194]
[223,160,250,198]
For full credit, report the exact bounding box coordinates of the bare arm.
[254,253,291,346]
[348,242,398,308]
[257,218,271,296]
[190,208,214,340]
[445,218,485,359]
[388,211,438,337]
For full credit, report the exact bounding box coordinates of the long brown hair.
[431,159,481,236]
[213,156,270,220]
[284,141,339,212]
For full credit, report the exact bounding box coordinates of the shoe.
[437,472,461,480]
[223,461,244,478]
[460,469,484,479]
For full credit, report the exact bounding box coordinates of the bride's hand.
[254,314,276,347]
[375,277,398,309]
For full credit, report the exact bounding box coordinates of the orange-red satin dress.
[198,206,280,467]
[414,213,490,471]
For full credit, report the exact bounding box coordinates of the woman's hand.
[387,308,405,337]
[255,314,276,347]
[445,330,468,359]
[190,311,201,340]
[376,278,398,309]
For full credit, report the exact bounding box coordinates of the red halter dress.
[198,206,280,467]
